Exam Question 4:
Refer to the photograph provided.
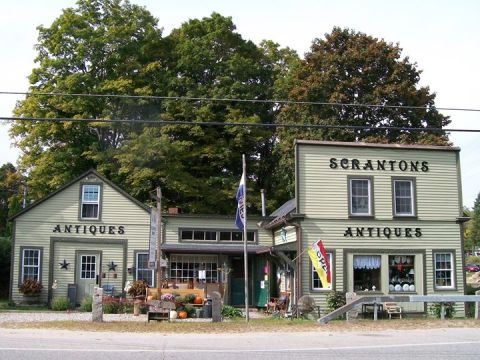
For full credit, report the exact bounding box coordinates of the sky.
[0,0,479,208]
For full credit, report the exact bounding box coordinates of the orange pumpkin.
[177,310,188,319]
[193,296,203,305]
[147,295,154,301]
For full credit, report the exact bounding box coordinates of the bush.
[465,255,480,264]
[50,297,69,311]
[80,297,92,312]
[221,305,243,319]
[326,291,346,312]
[429,302,456,318]
[103,298,120,314]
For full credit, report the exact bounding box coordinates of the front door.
[76,252,100,302]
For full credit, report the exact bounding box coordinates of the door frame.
[75,250,102,302]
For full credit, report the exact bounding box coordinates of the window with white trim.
[22,249,40,282]
[349,178,371,215]
[434,252,454,289]
[312,253,333,290]
[81,184,100,219]
[169,254,218,283]
[393,179,415,216]
[136,253,154,287]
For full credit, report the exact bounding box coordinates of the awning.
[161,243,270,255]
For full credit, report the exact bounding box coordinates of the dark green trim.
[431,249,458,292]
[455,151,467,294]
[18,246,44,286]
[78,182,103,222]
[347,175,375,218]
[295,142,300,216]
[9,169,150,221]
[391,177,418,219]
[48,237,128,303]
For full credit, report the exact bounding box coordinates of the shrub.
[221,305,243,319]
[465,255,480,264]
[326,291,346,312]
[429,302,456,318]
[103,298,119,314]
[19,278,43,295]
[50,297,69,311]
[80,297,92,312]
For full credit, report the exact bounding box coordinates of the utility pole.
[151,187,162,295]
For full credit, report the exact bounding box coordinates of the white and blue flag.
[235,172,245,230]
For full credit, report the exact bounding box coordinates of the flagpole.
[242,154,249,322]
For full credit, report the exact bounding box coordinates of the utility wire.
[0,91,479,112]
[0,116,476,133]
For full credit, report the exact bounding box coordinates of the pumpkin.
[147,295,154,301]
[177,310,188,319]
[193,296,203,305]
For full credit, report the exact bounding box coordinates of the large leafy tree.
[275,27,451,197]
[116,13,284,213]
[11,0,165,199]
[467,193,480,252]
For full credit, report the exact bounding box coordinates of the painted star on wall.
[59,259,69,270]
[107,261,117,272]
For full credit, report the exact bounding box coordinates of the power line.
[0,91,479,112]
[0,116,477,133]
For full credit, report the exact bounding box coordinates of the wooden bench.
[147,300,176,322]
[384,302,402,319]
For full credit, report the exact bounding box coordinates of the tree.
[468,193,480,251]
[116,13,282,213]
[11,0,165,199]
[274,27,451,198]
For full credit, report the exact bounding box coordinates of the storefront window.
[353,255,381,291]
[169,254,218,283]
[136,253,154,287]
[388,255,415,292]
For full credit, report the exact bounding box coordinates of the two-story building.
[267,140,467,316]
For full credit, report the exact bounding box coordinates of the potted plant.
[19,278,43,304]
[127,280,147,299]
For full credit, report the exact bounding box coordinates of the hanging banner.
[148,210,157,268]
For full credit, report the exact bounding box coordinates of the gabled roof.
[9,169,150,220]
[263,198,300,230]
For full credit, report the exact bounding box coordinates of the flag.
[307,239,331,287]
[235,172,245,230]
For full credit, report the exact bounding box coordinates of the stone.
[211,291,222,322]
[345,292,359,321]
[92,286,103,322]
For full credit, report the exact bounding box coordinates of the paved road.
[1,327,480,360]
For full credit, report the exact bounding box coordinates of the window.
[219,231,255,242]
[349,178,372,216]
[81,184,100,219]
[180,230,217,241]
[22,249,40,282]
[393,179,415,216]
[169,254,218,283]
[353,255,381,291]
[388,255,415,292]
[80,255,96,279]
[179,229,255,242]
[434,252,454,289]
[312,253,333,290]
[136,253,154,287]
